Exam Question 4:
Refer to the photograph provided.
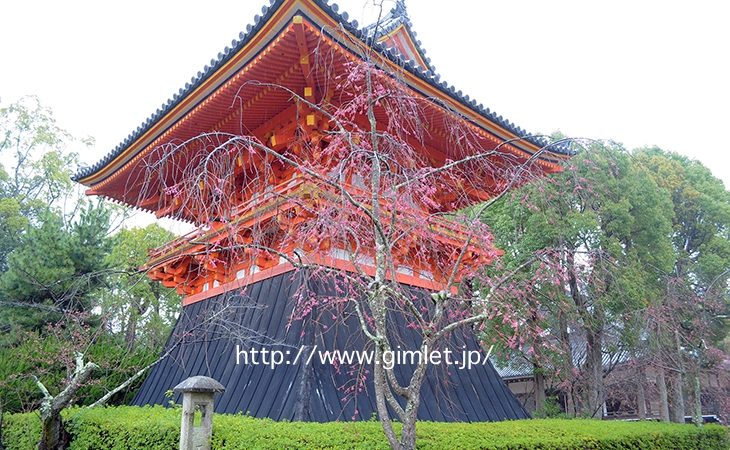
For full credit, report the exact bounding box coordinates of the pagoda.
[75,0,568,422]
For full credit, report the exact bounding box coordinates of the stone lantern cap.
[173,376,226,394]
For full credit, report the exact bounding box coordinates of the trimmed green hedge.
[3,406,728,450]
[67,406,179,450]
[2,410,40,449]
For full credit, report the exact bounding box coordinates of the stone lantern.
[173,376,226,450]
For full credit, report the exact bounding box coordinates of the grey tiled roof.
[495,333,631,379]
[75,0,568,183]
[361,0,432,72]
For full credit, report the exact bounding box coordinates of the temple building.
[75,0,568,421]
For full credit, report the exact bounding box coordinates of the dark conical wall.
[132,270,529,422]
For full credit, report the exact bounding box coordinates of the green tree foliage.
[0,96,78,220]
[0,97,79,273]
[636,147,730,292]
[634,147,730,423]
[102,224,181,352]
[485,141,730,422]
[485,140,676,417]
[0,98,181,427]
[0,196,27,273]
[0,96,92,337]
[0,312,157,412]
[3,201,111,302]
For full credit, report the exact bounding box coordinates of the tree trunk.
[657,366,670,422]
[534,367,546,412]
[691,343,704,427]
[38,406,70,450]
[668,372,685,423]
[692,371,703,427]
[558,311,576,416]
[527,301,546,413]
[370,289,403,449]
[397,337,431,450]
[373,347,402,450]
[565,253,606,418]
[35,354,98,450]
[399,396,420,450]
[124,312,137,353]
[669,330,685,423]
[292,328,314,421]
[636,367,647,420]
[584,326,605,418]
[564,388,577,417]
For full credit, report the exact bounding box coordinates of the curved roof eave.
[75,0,569,186]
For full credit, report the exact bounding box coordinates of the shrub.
[67,405,180,450]
[532,396,568,419]
[2,406,728,450]
[2,410,40,450]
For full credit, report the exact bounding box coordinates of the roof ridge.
[74,0,568,184]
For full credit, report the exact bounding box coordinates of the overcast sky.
[2,0,729,191]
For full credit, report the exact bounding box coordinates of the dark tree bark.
[124,312,137,353]
[534,367,546,412]
[669,372,685,423]
[558,311,577,416]
[584,323,605,418]
[657,365,671,422]
[34,354,98,450]
[692,370,703,427]
[636,367,647,420]
[669,330,685,424]
[567,254,606,418]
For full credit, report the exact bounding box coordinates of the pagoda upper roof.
[74,0,569,187]
[361,1,431,72]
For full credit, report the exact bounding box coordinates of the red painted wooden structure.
[76,0,566,305]
[75,0,569,422]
